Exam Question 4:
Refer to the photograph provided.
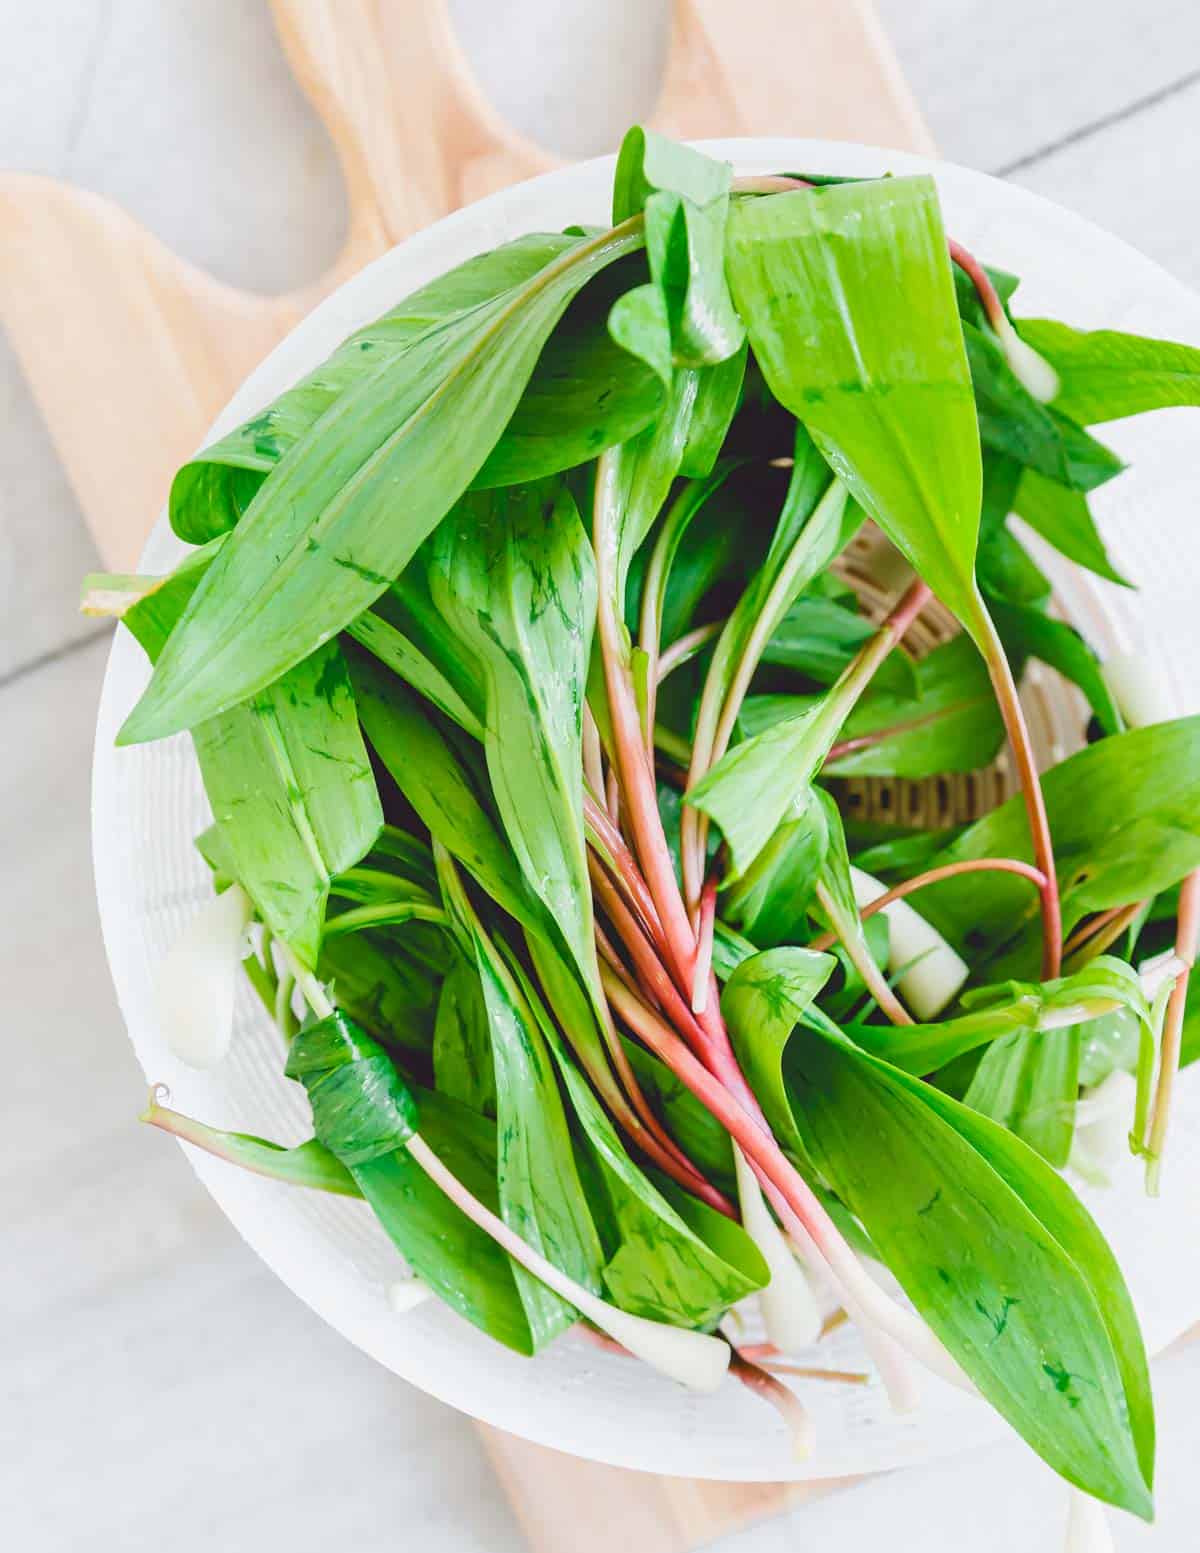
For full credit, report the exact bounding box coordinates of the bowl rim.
[92,135,1200,1481]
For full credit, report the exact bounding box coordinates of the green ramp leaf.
[1018,319,1200,425]
[728,177,987,644]
[438,853,605,1349]
[122,220,645,743]
[786,1029,1153,1514]
[1012,469,1130,588]
[612,127,744,368]
[745,634,1005,780]
[119,546,381,965]
[505,946,768,1327]
[427,479,600,1002]
[287,1011,539,1353]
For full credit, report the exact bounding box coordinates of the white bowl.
[93,140,1200,1481]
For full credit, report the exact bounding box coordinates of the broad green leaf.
[171,236,662,542]
[433,952,496,1117]
[915,1071,1155,1498]
[787,1032,1152,1514]
[762,594,915,696]
[122,220,645,743]
[963,320,1124,493]
[349,650,546,936]
[964,1029,1080,1166]
[918,719,1200,964]
[438,854,604,1347]
[345,610,484,737]
[1018,319,1200,425]
[317,928,441,1052]
[612,127,744,367]
[1012,469,1131,588]
[120,553,381,964]
[728,178,987,643]
[720,786,828,948]
[426,480,599,1001]
[680,344,749,477]
[686,700,831,877]
[746,635,1005,780]
[284,1012,537,1352]
[987,595,1122,736]
[958,959,1151,1164]
[722,947,836,1163]
[170,234,579,541]
[508,949,768,1326]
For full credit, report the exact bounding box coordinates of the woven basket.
[831,524,1089,830]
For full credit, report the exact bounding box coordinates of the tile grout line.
[0,622,113,694]
[994,61,1200,177]
[61,0,116,170]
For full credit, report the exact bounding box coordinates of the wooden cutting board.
[0,2,930,1545]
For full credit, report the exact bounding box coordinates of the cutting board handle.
[0,0,929,569]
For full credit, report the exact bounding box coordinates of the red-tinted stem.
[728,1348,814,1456]
[947,238,1007,332]
[977,606,1062,977]
[691,876,718,1013]
[806,857,1047,954]
[584,793,666,953]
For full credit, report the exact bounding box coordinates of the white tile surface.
[4,2,1200,1549]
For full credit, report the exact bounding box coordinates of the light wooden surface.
[5,3,1200,1550]
[0,0,928,573]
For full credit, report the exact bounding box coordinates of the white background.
[3,3,1200,1549]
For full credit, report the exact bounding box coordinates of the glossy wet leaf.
[349,649,546,937]
[728,177,987,643]
[122,221,645,743]
[433,951,496,1117]
[746,634,1005,780]
[787,1030,1153,1514]
[120,551,381,965]
[508,948,768,1326]
[1017,319,1200,425]
[1012,469,1130,588]
[427,480,599,1001]
[612,127,744,368]
[963,319,1124,493]
[438,855,605,1347]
